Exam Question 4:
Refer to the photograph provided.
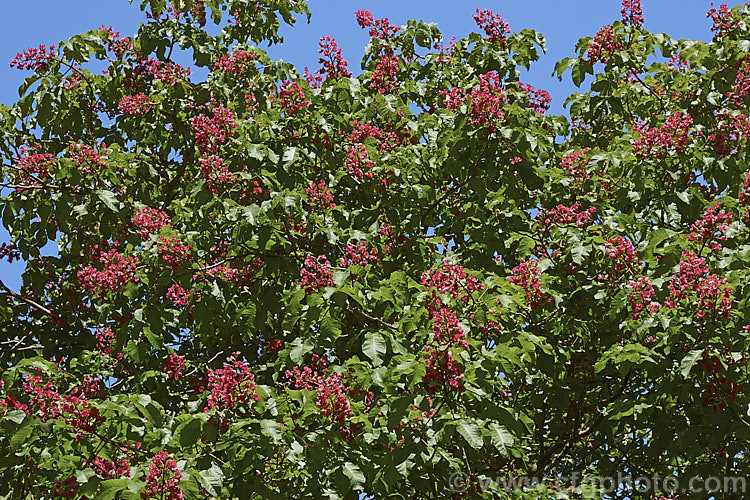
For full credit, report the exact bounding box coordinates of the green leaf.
[457,419,483,450]
[342,461,366,490]
[174,416,202,447]
[289,338,313,364]
[260,419,282,444]
[99,479,129,500]
[198,463,224,496]
[97,190,121,212]
[680,349,703,378]
[488,423,514,456]
[362,333,387,367]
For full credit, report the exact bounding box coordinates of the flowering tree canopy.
[1,0,750,498]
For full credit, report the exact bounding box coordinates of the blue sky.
[0,0,721,290]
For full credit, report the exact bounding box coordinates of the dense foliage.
[2,0,750,498]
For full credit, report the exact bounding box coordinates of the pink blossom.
[276,80,309,114]
[345,144,376,179]
[537,203,596,227]
[621,0,644,25]
[91,456,131,479]
[300,254,334,294]
[133,56,191,86]
[69,141,108,175]
[213,50,256,74]
[165,353,186,378]
[78,247,138,295]
[141,451,183,500]
[203,353,259,410]
[9,44,56,71]
[587,25,623,63]
[628,276,659,319]
[632,112,693,159]
[157,235,193,270]
[317,37,351,80]
[166,283,192,308]
[340,241,380,268]
[286,354,352,423]
[518,82,551,114]
[306,179,335,210]
[190,103,237,155]
[687,203,732,252]
[509,259,546,308]
[472,9,510,44]
[118,93,152,115]
[131,207,171,239]
[423,347,465,393]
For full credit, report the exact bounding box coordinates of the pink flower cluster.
[300,254,334,294]
[340,241,380,268]
[586,25,623,63]
[0,243,20,263]
[78,247,138,296]
[665,251,732,320]
[561,148,590,184]
[628,276,660,319]
[706,111,750,156]
[472,9,511,44]
[52,477,78,498]
[621,0,644,25]
[667,52,690,72]
[345,143,376,179]
[131,207,171,239]
[190,103,237,155]
[13,372,106,439]
[13,147,56,186]
[9,44,56,71]
[632,112,693,159]
[306,179,336,210]
[133,56,191,86]
[740,170,750,205]
[423,347,465,393]
[727,57,750,106]
[166,283,192,308]
[69,141,108,176]
[157,235,193,270]
[91,456,131,478]
[141,451,183,500]
[199,155,236,194]
[687,203,732,252]
[286,354,352,424]
[276,80,309,115]
[369,53,400,94]
[213,50,256,74]
[355,10,400,39]
[99,25,132,58]
[95,326,122,359]
[605,236,641,276]
[703,376,744,411]
[165,353,186,378]
[518,82,551,115]
[118,93,152,115]
[509,259,546,308]
[317,36,351,80]
[421,264,483,347]
[203,353,259,410]
[349,120,410,151]
[707,3,741,39]
[537,203,596,228]
[203,256,261,288]
[441,71,507,133]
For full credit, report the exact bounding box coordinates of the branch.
[0,279,53,315]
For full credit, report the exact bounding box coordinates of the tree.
[0,0,749,497]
